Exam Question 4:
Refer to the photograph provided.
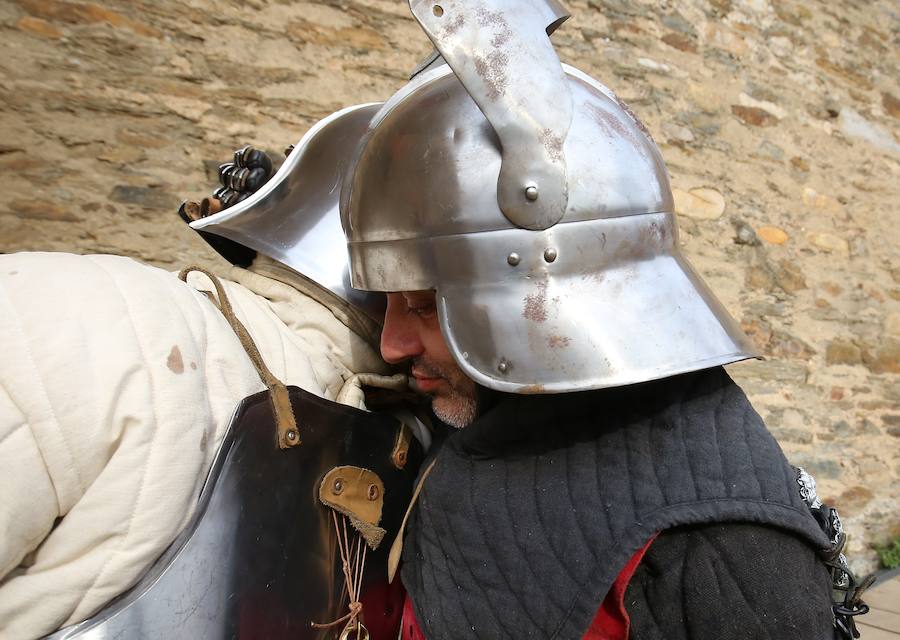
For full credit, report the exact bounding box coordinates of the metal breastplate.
[46,386,422,640]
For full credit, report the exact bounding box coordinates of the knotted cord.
[311,510,369,639]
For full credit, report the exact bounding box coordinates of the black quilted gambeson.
[400,367,832,639]
[624,523,835,639]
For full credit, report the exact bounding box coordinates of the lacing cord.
[311,511,369,639]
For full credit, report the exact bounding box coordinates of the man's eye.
[407,304,436,318]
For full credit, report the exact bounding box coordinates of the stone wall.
[1,0,897,572]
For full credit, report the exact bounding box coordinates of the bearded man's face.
[380,291,477,428]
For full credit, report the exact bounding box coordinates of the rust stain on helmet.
[639,219,669,249]
[523,280,549,322]
[584,101,649,162]
[539,128,564,161]
[441,13,466,36]
[473,52,509,101]
[547,335,572,349]
[616,96,655,143]
[471,7,512,101]
[476,5,506,27]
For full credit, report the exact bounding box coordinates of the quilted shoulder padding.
[624,523,835,640]
[0,252,378,640]
[401,367,830,640]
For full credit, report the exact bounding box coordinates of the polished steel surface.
[343,48,756,391]
[45,387,421,639]
[409,0,572,230]
[191,103,384,322]
[345,65,672,269]
[432,212,756,392]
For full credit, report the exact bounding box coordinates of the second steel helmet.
[190,103,386,323]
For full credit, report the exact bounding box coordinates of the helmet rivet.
[332,478,344,495]
[507,252,521,266]
[498,359,510,374]
[543,247,558,263]
[524,185,539,201]
[367,484,380,501]
[286,429,298,442]
[432,4,444,16]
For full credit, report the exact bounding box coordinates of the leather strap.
[179,266,300,449]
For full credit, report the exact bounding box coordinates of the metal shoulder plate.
[45,387,422,639]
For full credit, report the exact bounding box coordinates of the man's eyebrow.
[402,290,435,300]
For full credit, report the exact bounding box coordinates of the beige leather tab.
[391,422,412,470]
[269,383,300,449]
[319,466,386,549]
[388,459,437,583]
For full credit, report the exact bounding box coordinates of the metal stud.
[432,4,444,17]
[285,429,298,442]
[524,185,539,201]
[543,247,558,263]
[507,252,521,266]
[332,478,344,495]
[367,484,379,501]
[498,359,510,374]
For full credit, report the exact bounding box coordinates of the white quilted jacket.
[0,252,391,640]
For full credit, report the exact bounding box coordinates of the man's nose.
[380,293,424,364]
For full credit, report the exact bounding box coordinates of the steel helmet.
[190,103,385,322]
[342,0,757,393]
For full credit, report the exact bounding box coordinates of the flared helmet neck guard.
[191,103,386,324]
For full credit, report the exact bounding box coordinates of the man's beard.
[412,357,477,429]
